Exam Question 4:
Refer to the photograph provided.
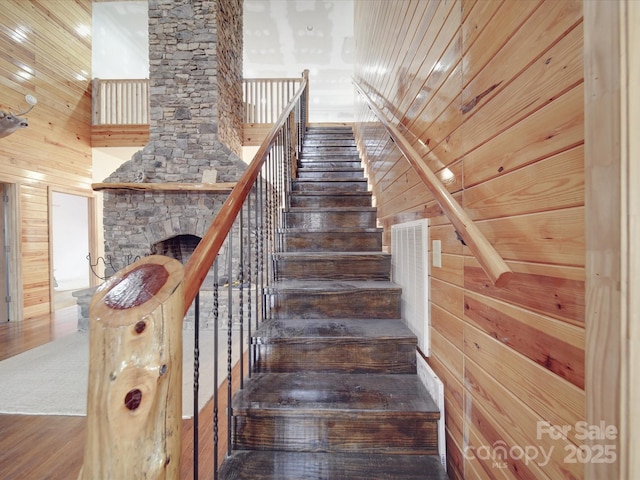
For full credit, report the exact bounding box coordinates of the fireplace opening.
[151,234,201,265]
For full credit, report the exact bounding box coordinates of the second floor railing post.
[302,69,310,132]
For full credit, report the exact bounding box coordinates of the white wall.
[92,1,149,79]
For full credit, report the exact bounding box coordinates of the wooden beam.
[624,3,640,477]
[583,0,640,477]
[91,124,149,147]
[243,123,274,146]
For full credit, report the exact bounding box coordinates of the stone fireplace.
[100,0,247,329]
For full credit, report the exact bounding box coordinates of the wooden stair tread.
[294,177,367,183]
[233,372,440,417]
[299,158,361,162]
[253,318,415,343]
[273,251,390,281]
[306,128,353,132]
[298,166,363,171]
[281,226,382,233]
[286,206,376,212]
[218,451,448,480]
[299,156,360,161]
[273,251,390,259]
[290,190,372,197]
[302,142,357,147]
[252,318,416,374]
[266,279,401,293]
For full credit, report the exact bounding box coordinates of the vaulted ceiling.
[92,0,355,122]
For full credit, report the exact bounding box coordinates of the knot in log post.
[79,255,184,479]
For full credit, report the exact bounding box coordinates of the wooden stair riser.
[253,340,417,374]
[297,169,364,179]
[306,128,353,134]
[267,290,401,319]
[290,193,372,208]
[304,134,354,139]
[302,146,358,154]
[300,154,360,162]
[298,160,362,169]
[305,132,353,135]
[280,230,383,252]
[218,452,449,480]
[273,254,391,281]
[302,139,356,147]
[232,415,438,455]
[283,209,377,229]
[292,179,368,192]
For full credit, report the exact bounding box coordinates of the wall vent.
[391,219,430,355]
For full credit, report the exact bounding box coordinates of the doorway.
[0,182,22,322]
[1,184,9,322]
[50,191,92,311]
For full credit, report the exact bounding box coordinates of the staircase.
[218,127,447,479]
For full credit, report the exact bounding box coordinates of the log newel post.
[79,255,184,479]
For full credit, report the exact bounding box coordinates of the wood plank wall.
[0,0,93,319]
[353,1,585,478]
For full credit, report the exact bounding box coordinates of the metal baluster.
[238,207,244,390]
[259,173,266,322]
[226,233,233,457]
[213,257,219,480]
[276,131,282,255]
[247,191,253,379]
[278,129,284,253]
[193,292,200,480]
[284,116,291,213]
[265,153,272,286]
[269,152,276,283]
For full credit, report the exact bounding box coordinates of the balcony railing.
[92,77,305,126]
[242,77,304,124]
[92,78,150,125]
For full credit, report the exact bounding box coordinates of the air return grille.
[391,219,430,355]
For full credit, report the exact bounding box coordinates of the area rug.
[0,330,234,418]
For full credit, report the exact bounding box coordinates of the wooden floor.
[0,307,226,479]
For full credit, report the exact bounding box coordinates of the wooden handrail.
[353,80,513,287]
[182,70,309,312]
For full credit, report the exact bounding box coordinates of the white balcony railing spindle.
[93,77,303,126]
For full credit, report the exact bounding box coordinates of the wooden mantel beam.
[92,182,236,193]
